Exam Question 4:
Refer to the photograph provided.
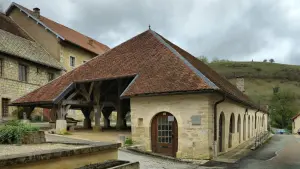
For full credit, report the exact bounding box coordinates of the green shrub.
[124,138,133,146]
[0,120,39,144]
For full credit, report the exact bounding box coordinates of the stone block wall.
[131,93,268,160]
[0,53,60,118]
[211,94,268,155]
[21,131,46,144]
[131,94,212,159]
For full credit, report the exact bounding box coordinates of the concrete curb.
[120,147,208,165]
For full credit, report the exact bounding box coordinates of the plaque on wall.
[191,115,201,125]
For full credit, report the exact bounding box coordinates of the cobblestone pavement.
[229,135,300,169]
[118,150,221,169]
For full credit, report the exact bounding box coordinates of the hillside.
[208,61,300,105]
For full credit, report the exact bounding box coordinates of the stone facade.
[8,8,98,121]
[292,115,300,134]
[21,131,46,144]
[131,93,268,160]
[0,53,60,118]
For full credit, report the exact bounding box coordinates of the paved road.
[230,135,300,169]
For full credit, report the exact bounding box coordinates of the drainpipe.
[254,109,259,134]
[213,94,225,157]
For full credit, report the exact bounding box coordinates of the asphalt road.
[230,134,300,169]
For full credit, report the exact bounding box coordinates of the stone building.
[11,30,268,159]
[292,114,300,134]
[0,13,62,119]
[5,2,110,120]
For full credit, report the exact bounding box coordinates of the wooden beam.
[62,100,94,105]
[89,82,94,96]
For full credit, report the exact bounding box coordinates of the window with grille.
[70,56,75,67]
[48,72,54,82]
[18,64,27,82]
[0,59,3,77]
[157,116,173,143]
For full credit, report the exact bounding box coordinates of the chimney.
[33,7,40,19]
[236,77,245,92]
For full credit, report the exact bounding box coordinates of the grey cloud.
[2,0,300,64]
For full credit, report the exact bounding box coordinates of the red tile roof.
[7,3,110,55]
[12,30,262,111]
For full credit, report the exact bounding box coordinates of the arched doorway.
[237,114,241,143]
[252,116,254,136]
[262,115,265,131]
[219,112,225,152]
[229,113,235,148]
[243,114,246,141]
[248,116,250,138]
[151,112,178,157]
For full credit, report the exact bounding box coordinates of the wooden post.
[81,108,92,129]
[103,109,112,128]
[55,104,70,133]
[93,82,102,131]
[116,79,126,130]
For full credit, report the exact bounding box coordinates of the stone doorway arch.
[219,112,225,152]
[243,114,246,141]
[237,114,241,143]
[151,112,178,157]
[229,113,235,148]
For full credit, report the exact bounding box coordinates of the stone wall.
[131,94,212,160]
[293,115,300,134]
[131,93,268,160]
[21,131,46,144]
[0,53,60,118]
[211,94,268,155]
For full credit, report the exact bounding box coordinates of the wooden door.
[151,112,178,157]
[2,98,10,118]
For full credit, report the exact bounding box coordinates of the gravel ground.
[0,143,87,157]
[118,150,220,169]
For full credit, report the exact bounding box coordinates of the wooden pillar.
[116,79,126,130]
[93,82,102,131]
[55,104,70,133]
[103,108,113,128]
[81,107,92,129]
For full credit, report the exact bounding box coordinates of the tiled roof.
[12,30,262,111]
[7,3,110,55]
[0,13,31,40]
[0,29,62,69]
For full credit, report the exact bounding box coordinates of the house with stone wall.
[11,29,269,159]
[0,13,62,119]
[5,2,110,120]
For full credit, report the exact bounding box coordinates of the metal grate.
[157,116,173,143]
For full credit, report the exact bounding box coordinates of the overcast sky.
[1,0,300,64]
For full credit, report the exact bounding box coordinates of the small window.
[48,72,54,82]
[70,56,75,67]
[0,59,3,77]
[18,64,27,82]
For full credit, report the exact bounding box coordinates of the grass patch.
[209,61,300,105]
